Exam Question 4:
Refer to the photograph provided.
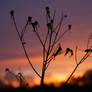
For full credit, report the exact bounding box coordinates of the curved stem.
[22,44,41,78]
[75,46,78,65]
[66,51,91,84]
[55,28,69,44]
[34,29,47,53]
[12,15,41,78]
[65,64,79,84]
[49,14,64,53]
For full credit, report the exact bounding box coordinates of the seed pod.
[46,6,49,11]
[68,24,72,30]
[10,10,14,16]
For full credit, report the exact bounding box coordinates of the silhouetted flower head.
[5,68,9,72]
[34,21,38,25]
[68,24,72,29]
[65,48,73,56]
[28,16,32,23]
[10,10,14,16]
[51,19,53,24]
[46,6,49,10]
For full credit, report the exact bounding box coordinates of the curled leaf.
[31,21,39,32]
[85,49,92,53]
[65,48,73,56]
[53,44,62,57]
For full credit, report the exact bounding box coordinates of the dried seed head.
[34,21,38,25]
[51,19,53,24]
[65,48,73,56]
[46,6,49,10]
[5,68,9,72]
[68,24,72,29]
[28,16,32,23]
[10,10,14,16]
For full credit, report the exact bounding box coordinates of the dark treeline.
[0,83,92,92]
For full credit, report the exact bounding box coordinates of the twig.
[75,46,78,65]
[55,28,70,44]
[49,13,64,54]
[11,13,41,78]
[66,47,92,84]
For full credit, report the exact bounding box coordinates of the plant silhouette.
[10,6,72,86]
[65,33,92,84]
[5,68,28,87]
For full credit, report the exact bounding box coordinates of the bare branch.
[10,11,41,78]
[55,28,71,44]
[49,13,64,53]
[5,68,20,82]
[66,46,92,84]
[87,33,92,49]
[10,7,72,86]
[75,46,78,65]
[22,44,41,78]
[20,22,28,41]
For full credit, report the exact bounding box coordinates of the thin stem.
[21,22,28,40]
[22,44,41,78]
[44,29,49,46]
[65,64,79,84]
[87,34,92,49]
[12,15,41,78]
[66,51,91,84]
[45,12,64,70]
[52,9,56,25]
[35,30,44,48]
[7,71,20,82]
[49,13,64,53]
[87,36,90,49]
[75,46,78,65]
[45,56,54,70]
[48,31,53,55]
[55,28,70,44]
[12,16,21,38]
[34,29,47,53]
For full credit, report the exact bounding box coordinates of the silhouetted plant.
[5,68,28,87]
[10,6,72,86]
[66,33,92,84]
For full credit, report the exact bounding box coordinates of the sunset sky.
[0,0,92,86]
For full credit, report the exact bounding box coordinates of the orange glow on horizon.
[3,74,67,88]
[0,50,92,88]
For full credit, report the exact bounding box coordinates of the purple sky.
[0,0,92,60]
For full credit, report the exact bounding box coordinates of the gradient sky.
[0,0,92,85]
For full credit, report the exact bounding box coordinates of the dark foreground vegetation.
[1,69,92,92]
[0,83,92,92]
